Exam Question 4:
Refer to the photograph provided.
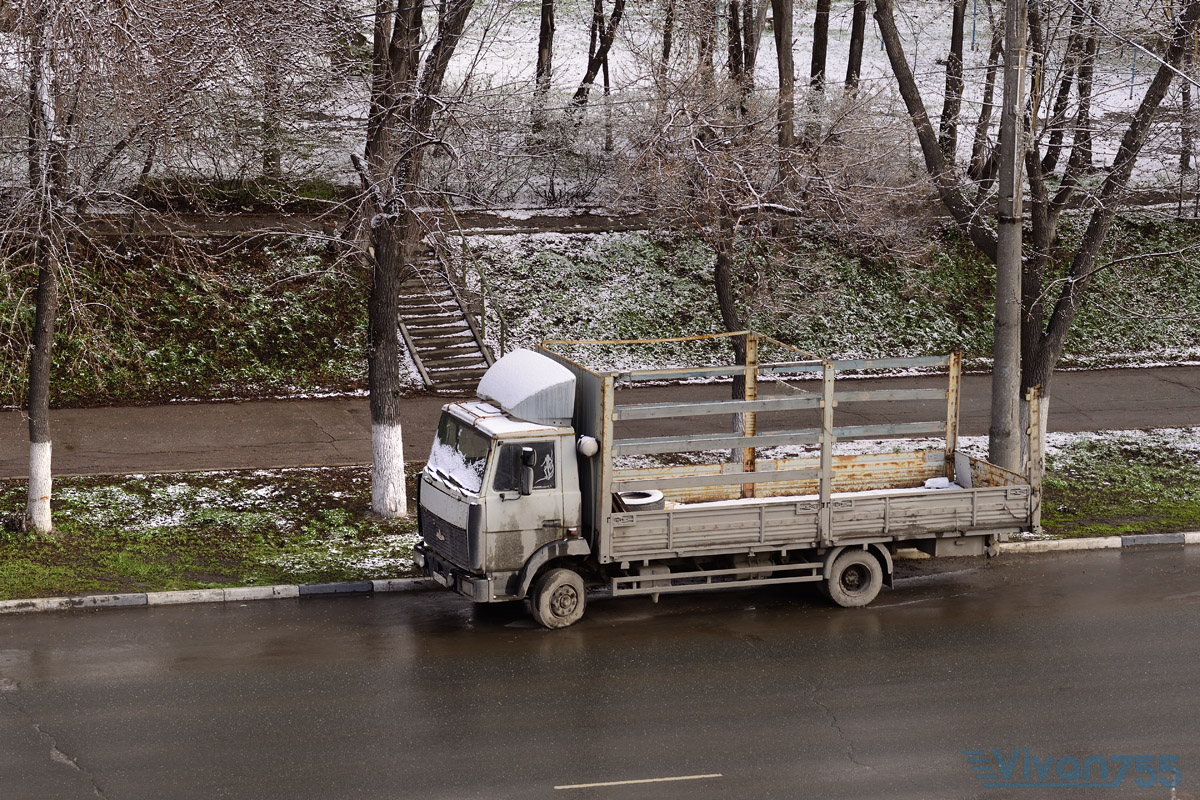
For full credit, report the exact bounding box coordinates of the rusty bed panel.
[613,449,948,504]
[607,484,1031,562]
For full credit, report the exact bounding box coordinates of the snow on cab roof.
[476,349,575,426]
[448,400,558,437]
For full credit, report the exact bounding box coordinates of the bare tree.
[771,0,795,151]
[846,0,868,90]
[727,0,769,98]
[938,0,968,160]
[532,0,555,132]
[804,0,832,143]
[355,0,475,518]
[968,0,1005,181]
[572,0,625,108]
[809,0,832,93]
[1,0,351,532]
[874,0,1200,464]
[2,0,230,531]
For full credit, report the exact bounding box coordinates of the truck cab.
[414,351,592,617]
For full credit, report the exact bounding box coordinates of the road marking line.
[555,774,722,790]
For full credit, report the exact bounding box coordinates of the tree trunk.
[771,0,794,152]
[260,56,283,181]
[27,244,57,533]
[1019,393,1049,497]
[535,0,555,96]
[874,0,999,260]
[656,0,675,110]
[603,54,613,151]
[845,0,867,89]
[1180,71,1190,172]
[742,0,769,79]
[727,0,766,108]
[362,0,476,518]
[809,0,830,92]
[938,0,967,161]
[713,214,748,409]
[1073,11,1098,170]
[533,0,555,130]
[968,18,1004,180]
[727,0,745,80]
[698,0,716,89]
[1038,4,1084,175]
[26,0,58,533]
[802,0,830,145]
[368,220,409,517]
[573,0,624,107]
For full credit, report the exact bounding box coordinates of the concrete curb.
[998,537,1122,553]
[999,532,1198,553]
[0,577,435,616]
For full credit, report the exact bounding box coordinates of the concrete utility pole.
[989,0,1026,473]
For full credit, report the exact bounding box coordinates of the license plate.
[432,571,450,587]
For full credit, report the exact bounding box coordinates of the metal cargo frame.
[540,333,1036,566]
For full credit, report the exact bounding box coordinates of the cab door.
[486,439,565,572]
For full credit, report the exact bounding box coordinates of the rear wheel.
[530,567,587,629]
[825,549,883,607]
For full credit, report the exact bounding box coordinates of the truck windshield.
[428,412,490,494]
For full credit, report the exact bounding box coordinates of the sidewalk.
[2,366,1200,478]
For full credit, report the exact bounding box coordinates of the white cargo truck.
[414,333,1039,628]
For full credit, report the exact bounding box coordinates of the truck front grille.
[421,506,470,567]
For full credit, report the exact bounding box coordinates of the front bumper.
[414,542,512,603]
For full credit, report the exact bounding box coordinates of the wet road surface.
[1,547,1198,799]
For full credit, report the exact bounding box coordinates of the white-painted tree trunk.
[1019,395,1050,481]
[371,422,407,518]
[28,441,52,532]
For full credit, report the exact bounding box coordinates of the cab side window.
[493,442,556,491]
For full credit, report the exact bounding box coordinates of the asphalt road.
[3,366,1200,478]
[1,547,1197,799]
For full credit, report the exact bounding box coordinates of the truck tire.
[825,549,883,608]
[530,567,587,629]
[618,490,665,511]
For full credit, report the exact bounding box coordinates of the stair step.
[425,356,488,370]
[416,344,484,359]
[400,279,448,292]
[415,336,477,350]
[406,323,469,336]
[399,301,456,314]
[431,380,484,393]
[402,313,464,326]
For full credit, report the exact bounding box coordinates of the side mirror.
[520,447,535,495]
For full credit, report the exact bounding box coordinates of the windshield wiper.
[428,463,470,494]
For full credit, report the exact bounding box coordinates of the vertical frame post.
[741,332,758,498]
[945,351,962,481]
[1026,384,1044,534]
[600,373,616,561]
[819,361,836,545]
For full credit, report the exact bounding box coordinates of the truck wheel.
[530,568,587,629]
[826,550,883,608]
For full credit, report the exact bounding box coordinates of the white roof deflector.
[476,349,576,426]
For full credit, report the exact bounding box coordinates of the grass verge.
[0,429,1198,601]
[0,466,420,601]
[1041,429,1200,538]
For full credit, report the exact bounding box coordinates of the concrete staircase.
[398,254,493,394]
